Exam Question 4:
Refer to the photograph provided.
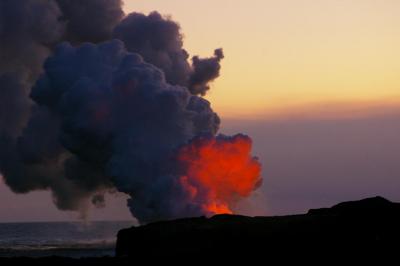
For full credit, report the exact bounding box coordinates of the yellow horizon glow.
[124,0,400,118]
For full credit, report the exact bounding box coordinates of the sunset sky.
[128,0,400,118]
[1,0,400,222]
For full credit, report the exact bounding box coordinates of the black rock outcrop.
[116,196,400,259]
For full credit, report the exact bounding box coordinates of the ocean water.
[0,221,135,258]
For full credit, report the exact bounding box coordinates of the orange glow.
[204,202,233,215]
[126,1,400,119]
[178,135,262,215]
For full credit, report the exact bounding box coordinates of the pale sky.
[126,0,400,118]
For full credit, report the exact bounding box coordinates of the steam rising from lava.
[0,0,262,223]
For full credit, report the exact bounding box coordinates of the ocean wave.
[0,221,133,257]
[0,238,116,252]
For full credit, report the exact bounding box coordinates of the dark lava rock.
[116,196,400,259]
[1,196,398,264]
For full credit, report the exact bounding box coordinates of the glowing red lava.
[178,134,262,216]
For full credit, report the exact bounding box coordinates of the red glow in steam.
[178,135,262,216]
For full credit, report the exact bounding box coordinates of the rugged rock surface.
[116,196,400,258]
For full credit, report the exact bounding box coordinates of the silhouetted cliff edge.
[116,196,400,258]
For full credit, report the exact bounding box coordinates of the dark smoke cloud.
[0,0,126,136]
[0,0,63,77]
[189,48,224,95]
[56,0,124,44]
[0,74,31,136]
[30,40,220,222]
[113,11,224,95]
[0,103,110,212]
[0,1,257,223]
[0,0,124,215]
[113,12,191,87]
[0,0,73,210]
[0,0,64,136]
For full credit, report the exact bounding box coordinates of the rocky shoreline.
[1,196,399,264]
[116,196,400,259]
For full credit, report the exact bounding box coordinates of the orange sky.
[125,0,400,118]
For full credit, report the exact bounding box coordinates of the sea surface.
[0,221,135,258]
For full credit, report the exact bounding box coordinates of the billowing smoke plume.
[0,0,63,135]
[113,11,224,95]
[0,0,124,213]
[56,0,124,44]
[0,0,261,223]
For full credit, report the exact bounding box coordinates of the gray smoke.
[113,11,224,95]
[56,0,124,44]
[0,0,125,215]
[0,1,260,223]
[189,48,224,95]
[30,40,220,222]
[0,0,63,136]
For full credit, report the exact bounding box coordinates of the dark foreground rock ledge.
[1,196,399,265]
[116,196,400,258]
